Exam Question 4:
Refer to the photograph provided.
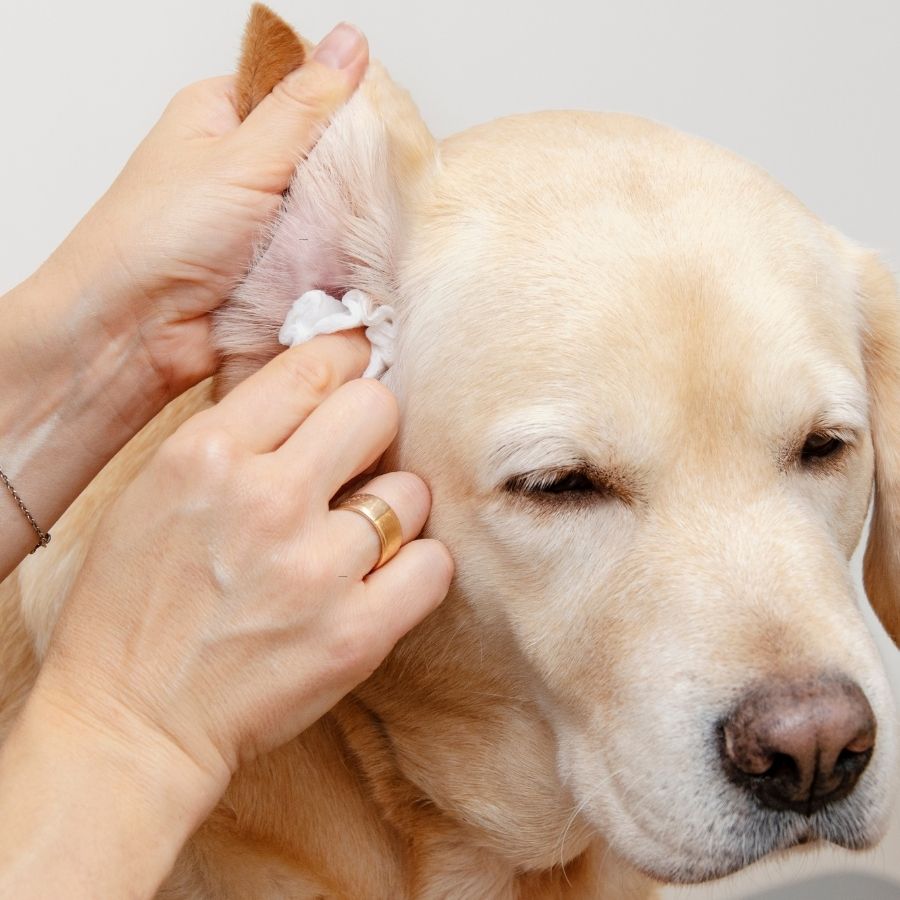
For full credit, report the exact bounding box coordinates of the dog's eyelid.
[807,424,860,446]
[505,465,594,492]
[811,386,869,435]
[485,409,625,490]
[502,462,633,504]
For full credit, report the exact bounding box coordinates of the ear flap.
[859,252,900,645]
[235,4,308,119]
[214,4,436,393]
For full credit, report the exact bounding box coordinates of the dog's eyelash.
[504,466,610,502]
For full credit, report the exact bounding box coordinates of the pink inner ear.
[211,76,419,396]
[213,189,349,390]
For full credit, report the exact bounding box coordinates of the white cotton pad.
[278,289,397,379]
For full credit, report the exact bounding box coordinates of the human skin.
[0,22,453,899]
[0,23,365,576]
[0,332,453,898]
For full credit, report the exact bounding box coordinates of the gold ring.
[335,493,403,570]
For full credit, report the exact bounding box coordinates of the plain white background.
[1,2,898,897]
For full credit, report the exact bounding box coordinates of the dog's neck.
[183,585,622,899]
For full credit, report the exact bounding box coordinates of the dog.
[1,4,898,897]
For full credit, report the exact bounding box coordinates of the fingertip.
[374,538,454,607]
[280,330,370,387]
[311,23,369,77]
[420,539,455,594]
[393,471,433,524]
[229,28,368,188]
[274,22,368,112]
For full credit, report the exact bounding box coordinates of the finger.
[279,378,399,501]
[358,540,454,653]
[157,76,241,137]
[154,315,217,393]
[200,331,370,453]
[329,472,432,580]
[230,23,369,190]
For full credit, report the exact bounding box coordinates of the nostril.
[719,676,876,815]
[837,748,856,768]
[835,745,874,779]
[765,752,799,783]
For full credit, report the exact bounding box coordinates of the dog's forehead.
[402,111,864,435]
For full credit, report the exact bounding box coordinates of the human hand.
[0,23,369,573]
[31,331,453,806]
[39,22,368,400]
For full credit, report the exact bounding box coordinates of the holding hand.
[39,330,452,782]
[0,21,454,899]
[43,23,369,396]
[0,23,370,572]
[0,331,452,898]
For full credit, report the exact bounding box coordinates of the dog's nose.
[720,677,876,815]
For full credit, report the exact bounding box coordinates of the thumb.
[230,23,369,190]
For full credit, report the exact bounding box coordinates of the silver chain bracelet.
[0,465,51,553]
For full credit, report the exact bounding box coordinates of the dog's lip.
[584,763,879,884]
[627,853,758,886]
[612,817,854,885]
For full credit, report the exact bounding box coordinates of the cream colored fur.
[1,15,899,899]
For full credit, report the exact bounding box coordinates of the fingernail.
[313,23,365,70]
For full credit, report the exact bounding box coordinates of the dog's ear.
[235,4,309,120]
[859,252,900,645]
[214,4,436,394]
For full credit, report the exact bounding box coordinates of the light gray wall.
[2,2,898,897]
[2,0,898,288]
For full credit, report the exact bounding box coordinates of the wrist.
[0,683,225,898]
[14,243,175,426]
[0,257,173,575]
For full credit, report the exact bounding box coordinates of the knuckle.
[163,77,232,125]
[280,351,335,403]
[271,69,344,119]
[166,80,204,112]
[161,426,241,479]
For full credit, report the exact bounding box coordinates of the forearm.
[0,686,221,898]
[0,253,172,578]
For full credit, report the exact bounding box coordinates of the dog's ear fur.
[859,252,900,645]
[214,4,436,393]
[235,4,308,120]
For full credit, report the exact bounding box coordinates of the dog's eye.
[536,471,595,494]
[505,468,599,499]
[801,432,844,461]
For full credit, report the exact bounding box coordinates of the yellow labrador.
[2,4,898,897]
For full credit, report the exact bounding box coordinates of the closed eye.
[504,466,615,503]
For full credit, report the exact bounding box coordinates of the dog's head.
[219,5,900,883]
